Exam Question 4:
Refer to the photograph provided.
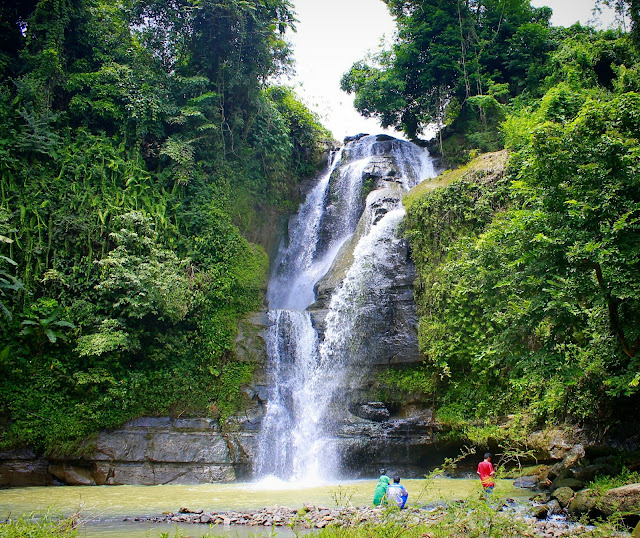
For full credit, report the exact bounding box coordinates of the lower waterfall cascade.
[255,134,436,482]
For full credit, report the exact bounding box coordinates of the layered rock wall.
[0,418,255,487]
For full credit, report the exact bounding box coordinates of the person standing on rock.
[477,452,496,494]
[372,469,391,506]
[386,475,409,509]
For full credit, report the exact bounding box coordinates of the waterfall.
[255,135,435,482]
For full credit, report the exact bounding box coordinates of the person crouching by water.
[372,469,390,506]
[477,452,496,494]
[386,475,409,509]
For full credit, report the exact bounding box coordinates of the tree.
[341,0,552,139]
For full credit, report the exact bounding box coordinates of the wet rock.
[532,504,549,519]
[349,402,390,422]
[344,133,369,143]
[547,499,562,515]
[362,156,399,186]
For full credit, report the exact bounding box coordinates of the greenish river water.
[0,478,531,537]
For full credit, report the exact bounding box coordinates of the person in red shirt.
[477,452,495,493]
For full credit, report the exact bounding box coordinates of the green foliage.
[0,208,22,320]
[377,365,437,396]
[588,467,640,496]
[19,298,76,355]
[0,0,331,454]
[0,510,79,537]
[406,84,640,431]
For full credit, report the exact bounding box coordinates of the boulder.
[48,463,96,486]
[528,427,585,464]
[568,489,598,515]
[599,483,640,516]
[551,486,576,508]
[547,499,562,515]
[532,504,548,519]
[513,476,538,489]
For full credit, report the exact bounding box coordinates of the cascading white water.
[255,135,435,483]
[266,150,343,311]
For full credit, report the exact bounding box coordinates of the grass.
[587,467,640,497]
[0,509,80,537]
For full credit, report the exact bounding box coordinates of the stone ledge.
[0,418,252,487]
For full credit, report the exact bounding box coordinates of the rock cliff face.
[0,410,444,485]
[309,145,423,367]
[0,418,254,487]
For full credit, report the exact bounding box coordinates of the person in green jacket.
[372,469,391,506]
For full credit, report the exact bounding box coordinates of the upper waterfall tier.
[267,134,433,311]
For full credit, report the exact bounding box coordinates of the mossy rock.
[532,504,549,519]
[502,463,549,479]
[551,486,576,508]
[568,489,598,515]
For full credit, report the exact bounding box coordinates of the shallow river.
[1,478,531,537]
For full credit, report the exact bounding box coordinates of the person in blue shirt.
[386,475,408,508]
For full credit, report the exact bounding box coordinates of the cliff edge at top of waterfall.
[404,150,508,209]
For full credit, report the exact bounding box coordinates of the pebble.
[121,504,599,536]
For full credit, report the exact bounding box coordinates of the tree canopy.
[341,0,553,139]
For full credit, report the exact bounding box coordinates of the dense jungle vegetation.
[346,0,640,439]
[0,0,332,454]
[2,0,640,457]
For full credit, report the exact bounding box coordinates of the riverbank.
[3,498,634,537]
[145,502,610,536]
